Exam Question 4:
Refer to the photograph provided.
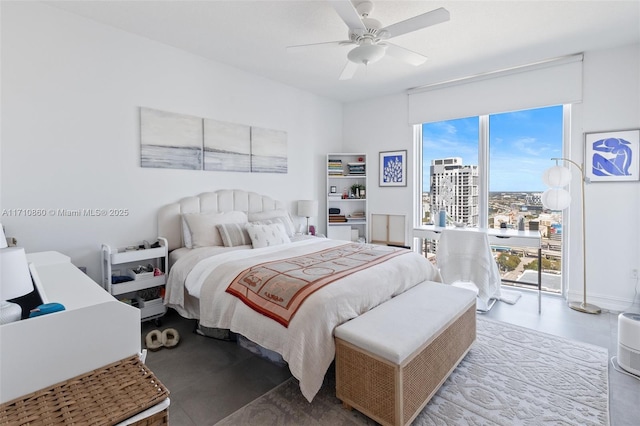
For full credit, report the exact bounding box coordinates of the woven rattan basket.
[0,355,169,425]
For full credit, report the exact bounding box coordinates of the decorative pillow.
[248,209,296,237]
[245,222,291,249]
[182,211,248,248]
[182,216,193,249]
[216,223,252,247]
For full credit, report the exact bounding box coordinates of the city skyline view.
[422,105,564,192]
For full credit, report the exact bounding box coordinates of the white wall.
[1,2,342,283]
[343,44,640,312]
[575,44,640,311]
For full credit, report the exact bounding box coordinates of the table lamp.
[0,225,34,324]
[297,200,318,235]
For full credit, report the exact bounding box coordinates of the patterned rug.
[214,317,609,425]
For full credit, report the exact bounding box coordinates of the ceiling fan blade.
[383,43,428,66]
[381,7,450,39]
[329,0,366,31]
[286,40,353,53]
[339,61,359,80]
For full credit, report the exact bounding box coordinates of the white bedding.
[165,238,442,402]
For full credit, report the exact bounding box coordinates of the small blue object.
[438,209,447,227]
[29,303,66,318]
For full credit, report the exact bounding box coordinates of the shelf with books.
[327,153,367,242]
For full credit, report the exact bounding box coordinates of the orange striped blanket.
[226,243,408,327]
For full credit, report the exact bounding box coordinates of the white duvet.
[165,239,442,402]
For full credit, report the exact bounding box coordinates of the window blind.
[407,54,583,124]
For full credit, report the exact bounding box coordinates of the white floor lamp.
[542,158,601,314]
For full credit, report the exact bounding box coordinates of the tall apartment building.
[430,157,479,226]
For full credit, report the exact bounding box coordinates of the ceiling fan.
[287,0,450,80]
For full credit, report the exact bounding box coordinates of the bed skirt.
[197,324,237,341]
[197,324,288,367]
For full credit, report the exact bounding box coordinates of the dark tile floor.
[143,289,640,425]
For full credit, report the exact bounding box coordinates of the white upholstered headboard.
[158,189,285,251]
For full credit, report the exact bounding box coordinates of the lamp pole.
[552,157,601,314]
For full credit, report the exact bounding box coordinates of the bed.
[159,190,442,402]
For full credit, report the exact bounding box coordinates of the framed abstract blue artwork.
[584,129,640,182]
[379,150,407,187]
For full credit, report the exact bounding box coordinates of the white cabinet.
[101,237,168,322]
[370,214,407,246]
[327,153,368,242]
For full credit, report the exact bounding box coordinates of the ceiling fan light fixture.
[347,43,386,65]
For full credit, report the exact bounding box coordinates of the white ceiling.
[47,0,640,103]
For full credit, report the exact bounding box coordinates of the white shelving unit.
[327,153,368,242]
[101,237,168,323]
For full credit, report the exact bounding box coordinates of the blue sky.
[422,105,564,192]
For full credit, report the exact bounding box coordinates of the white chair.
[436,229,502,312]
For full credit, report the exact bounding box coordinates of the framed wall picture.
[379,150,407,187]
[584,129,640,182]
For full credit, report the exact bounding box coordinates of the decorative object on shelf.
[350,183,366,199]
[438,208,447,227]
[330,185,337,193]
[379,150,407,187]
[0,238,34,324]
[542,158,601,314]
[584,129,639,182]
[297,200,318,235]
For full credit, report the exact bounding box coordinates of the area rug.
[214,317,609,425]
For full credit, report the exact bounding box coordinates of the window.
[421,116,479,226]
[419,105,565,293]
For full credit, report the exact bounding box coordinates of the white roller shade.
[408,54,583,124]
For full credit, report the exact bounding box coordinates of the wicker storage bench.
[0,355,169,426]
[334,282,476,426]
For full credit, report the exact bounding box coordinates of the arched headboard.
[158,189,285,251]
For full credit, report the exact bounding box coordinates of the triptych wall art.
[140,107,287,173]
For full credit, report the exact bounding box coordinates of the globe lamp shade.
[347,44,386,66]
[542,165,572,187]
[541,188,571,210]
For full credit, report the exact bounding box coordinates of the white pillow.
[182,211,248,248]
[245,222,291,249]
[216,223,252,247]
[182,216,193,248]
[248,209,296,237]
